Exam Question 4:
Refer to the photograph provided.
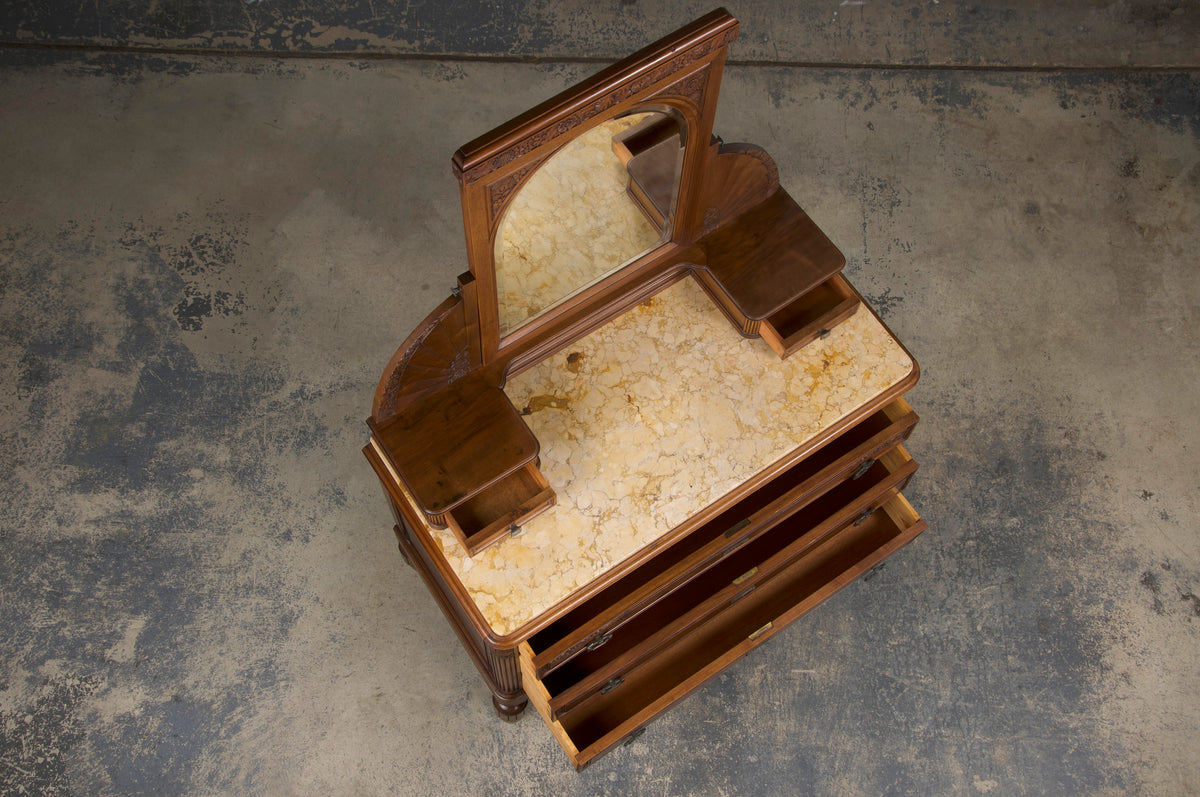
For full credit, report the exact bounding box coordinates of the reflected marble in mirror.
[494,111,684,336]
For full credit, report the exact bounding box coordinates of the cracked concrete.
[1,5,1198,795]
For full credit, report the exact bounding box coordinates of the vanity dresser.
[363,9,926,769]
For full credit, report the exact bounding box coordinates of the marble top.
[412,276,914,637]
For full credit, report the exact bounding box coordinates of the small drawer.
[520,491,928,770]
[525,399,919,680]
[528,447,917,722]
[439,463,555,556]
[759,274,859,359]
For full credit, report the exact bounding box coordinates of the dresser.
[363,9,926,770]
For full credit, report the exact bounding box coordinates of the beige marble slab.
[421,276,914,637]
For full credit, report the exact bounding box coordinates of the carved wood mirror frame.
[452,9,739,374]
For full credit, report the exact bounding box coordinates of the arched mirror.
[451,9,739,365]
[493,110,686,336]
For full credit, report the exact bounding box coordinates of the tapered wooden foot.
[492,692,528,722]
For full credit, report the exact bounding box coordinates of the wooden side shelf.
[700,190,846,324]
[759,273,860,359]
[370,378,555,556]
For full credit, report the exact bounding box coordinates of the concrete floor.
[1,4,1198,795]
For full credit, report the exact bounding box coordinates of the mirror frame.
[452,9,739,369]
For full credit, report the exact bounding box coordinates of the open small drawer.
[758,273,860,359]
[519,455,925,769]
[435,463,555,555]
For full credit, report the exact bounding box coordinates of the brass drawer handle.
[732,566,758,586]
[586,631,613,652]
[851,458,875,480]
[724,518,751,538]
[600,676,625,695]
[748,621,773,641]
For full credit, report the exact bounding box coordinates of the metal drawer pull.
[851,458,875,480]
[748,621,773,641]
[854,507,875,526]
[732,566,758,586]
[623,727,646,747]
[585,631,613,652]
[724,518,751,538]
[600,677,625,695]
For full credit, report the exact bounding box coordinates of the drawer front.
[535,447,918,722]
[520,491,928,771]
[527,400,918,681]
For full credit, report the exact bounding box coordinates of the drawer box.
[520,490,927,770]
[759,274,860,359]
[528,445,916,720]
[526,398,919,680]
[437,462,556,555]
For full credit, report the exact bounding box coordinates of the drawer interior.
[536,447,916,716]
[526,399,917,678]
[759,274,859,359]
[520,492,927,770]
[444,463,555,555]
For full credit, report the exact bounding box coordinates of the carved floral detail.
[464,28,735,184]
[378,298,470,419]
[661,69,709,109]
[488,157,548,225]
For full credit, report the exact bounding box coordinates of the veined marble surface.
[494,113,668,335]
[417,277,915,637]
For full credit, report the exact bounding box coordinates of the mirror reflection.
[494,110,685,336]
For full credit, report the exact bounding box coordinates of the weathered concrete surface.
[1,1,1198,68]
[0,43,1197,796]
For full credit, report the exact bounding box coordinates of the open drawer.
[526,445,916,721]
[520,490,927,769]
[758,273,860,359]
[437,462,556,555]
[525,398,919,680]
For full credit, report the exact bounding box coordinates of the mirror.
[451,8,739,365]
[493,110,685,335]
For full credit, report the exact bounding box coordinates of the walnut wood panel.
[370,376,540,517]
[371,274,478,423]
[364,443,529,717]
[699,142,780,235]
[699,189,847,323]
